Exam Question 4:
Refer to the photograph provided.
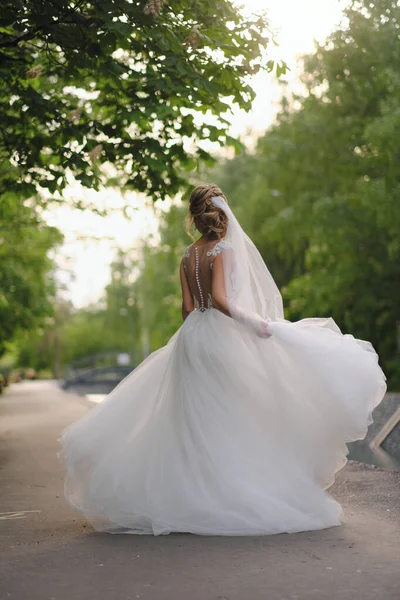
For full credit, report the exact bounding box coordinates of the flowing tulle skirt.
[59,310,386,535]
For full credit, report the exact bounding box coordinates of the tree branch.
[0,0,89,48]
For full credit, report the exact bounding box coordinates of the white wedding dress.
[59,198,386,536]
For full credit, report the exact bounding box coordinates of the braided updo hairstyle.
[187,184,228,240]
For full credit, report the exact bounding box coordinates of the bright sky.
[49,0,350,308]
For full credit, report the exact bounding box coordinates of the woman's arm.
[211,252,271,337]
[211,253,232,317]
[179,260,194,321]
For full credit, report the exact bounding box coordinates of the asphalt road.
[0,381,399,600]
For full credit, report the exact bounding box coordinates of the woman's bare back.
[182,239,230,311]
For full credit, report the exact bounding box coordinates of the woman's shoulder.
[206,239,232,257]
[183,243,192,259]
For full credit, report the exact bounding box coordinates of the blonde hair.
[186,184,228,239]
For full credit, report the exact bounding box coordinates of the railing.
[62,365,133,392]
[64,351,134,380]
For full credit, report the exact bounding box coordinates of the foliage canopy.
[0,0,279,202]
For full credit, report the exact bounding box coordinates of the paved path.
[0,381,399,600]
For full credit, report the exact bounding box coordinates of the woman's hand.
[259,320,272,338]
[232,306,272,338]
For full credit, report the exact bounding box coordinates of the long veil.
[211,196,284,330]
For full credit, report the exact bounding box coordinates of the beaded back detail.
[194,247,206,311]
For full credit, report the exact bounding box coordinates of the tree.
[133,203,188,349]
[280,0,400,382]
[103,249,140,360]
[0,192,63,356]
[15,298,73,375]
[206,0,400,386]
[14,250,142,372]
[0,0,283,204]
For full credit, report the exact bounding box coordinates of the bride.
[59,183,386,536]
